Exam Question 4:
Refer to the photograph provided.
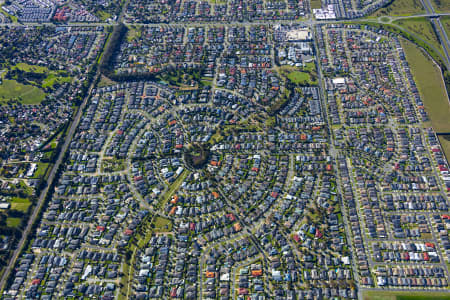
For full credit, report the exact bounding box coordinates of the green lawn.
[97,10,111,21]
[13,63,48,73]
[153,216,172,232]
[370,0,425,17]
[12,63,72,89]
[18,180,34,196]
[287,70,317,85]
[32,162,49,179]
[159,170,189,209]
[127,26,141,42]
[6,217,21,228]
[98,75,117,87]
[287,71,310,84]
[401,39,450,132]
[279,64,317,86]
[9,197,31,213]
[394,18,444,58]
[0,79,46,105]
[364,290,450,300]
[42,73,72,89]
[310,0,322,9]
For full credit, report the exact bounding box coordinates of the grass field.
[280,63,318,85]
[42,73,72,88]
[394,18,444,58]
[9,197,31,212]
[12,63,72,89]
[32,162,49,179]
[6,217,21,228]
[13,63,47,73]
[310,0,322,9]
[370,0,425,17]
[127,26,141,42]
[159,170,189,209]
[363,290,450,300]
[18,180,34,196]
[153,216,172,232]
[401,39,450,133]
[430,0,450,13]
[101,159,125,172]
[98,74,117,87]
[442,16,450,40]
[287,71,311,84]
[97,10,111,21]
[0,79,46,105]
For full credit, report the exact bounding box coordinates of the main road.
[0,1,133,292]
[420,0,450,69]
[0,71,100,292]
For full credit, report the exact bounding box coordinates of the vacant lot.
[0,79,46,105]
[127,26,141,42]
[9,197,31,212]
[310,0,322,9]
[97,10,111,21]
[431,0,450,12]
[394,18,444,58]
[370,0,425,17]
[13,63,48,73]
[401,39,450,133]
[32,162,50,179]
[442,16,450,39]
[153,216,172,232]
[364,290,450,300]
[98,74,117,87]
[6,217,21,228]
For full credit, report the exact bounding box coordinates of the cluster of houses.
[125,0,307,24]
[2,15,450,300]
[0,26,108,260]
[53,6,99,22]
[317,23,450,289]
[1,0,115,23]
[2,0,55,22]
[388,214,431,239]
[5,166,149,297]
[134,236,174,299]
[0,102,70,161]
[0,25,106,194]
[313,0,392,19]
[115,24,289,105]
[4,44,357,298]
[0,26,105,73]
[434,214,450,264]
[375,265,448,288]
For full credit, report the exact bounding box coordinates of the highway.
[420,0,450,69]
